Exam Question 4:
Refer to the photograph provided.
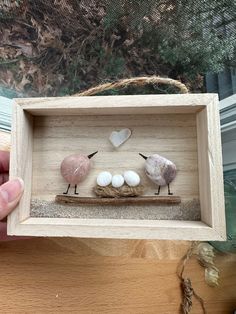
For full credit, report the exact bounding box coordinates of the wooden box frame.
[7,94,226,240]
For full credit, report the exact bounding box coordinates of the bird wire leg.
[155,186,161,195]
[63,184,70,195]
[168,184,173,195]
[74,185,79,195]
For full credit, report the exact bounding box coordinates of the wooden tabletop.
[0,238,236,313]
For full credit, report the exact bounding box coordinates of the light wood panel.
[34,113,197,127]
[32,114,199,202]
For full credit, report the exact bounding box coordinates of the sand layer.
[31,198,201,220]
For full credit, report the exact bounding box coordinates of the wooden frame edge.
[7,102,33,234]
[208,95,226,240]
[7,217,224,240]
[15,94,211,115]
[196,94,226,240]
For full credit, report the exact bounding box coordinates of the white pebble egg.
[123,170,140,187]
[97,171,112,187]
[112,174,125,188]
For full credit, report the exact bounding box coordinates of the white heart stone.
[109,128,132,148]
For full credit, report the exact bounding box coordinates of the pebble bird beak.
[87,151,98,159]
[139,153,147,160]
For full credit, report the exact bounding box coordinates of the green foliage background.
[0,0,235,96]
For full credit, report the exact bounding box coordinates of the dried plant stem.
[177,242,207,314]
[196,243,219,287]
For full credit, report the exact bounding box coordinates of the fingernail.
[0,178,24,203]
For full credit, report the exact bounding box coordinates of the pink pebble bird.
[60,151,98,195]
[139,153,177,195]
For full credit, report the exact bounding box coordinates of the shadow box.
[7,94,226,240]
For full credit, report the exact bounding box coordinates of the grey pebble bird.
[139,153,177,195]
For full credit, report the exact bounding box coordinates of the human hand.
[0,150,24,240]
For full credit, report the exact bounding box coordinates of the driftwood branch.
[55,195,181,206]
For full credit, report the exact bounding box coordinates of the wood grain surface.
[0,237,236,314]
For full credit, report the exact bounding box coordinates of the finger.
[0,173,9,185]
[0,178,24,220]
[0,151,10,173]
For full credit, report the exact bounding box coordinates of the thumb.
[0,178,24,220]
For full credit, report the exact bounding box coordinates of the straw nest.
[93,184,144,198]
